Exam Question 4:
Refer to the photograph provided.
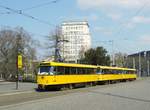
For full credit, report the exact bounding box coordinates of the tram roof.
[98,66,136,71]
[40,61,97,68]
[40,62,136,71]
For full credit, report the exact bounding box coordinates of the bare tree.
[78,46,86,63]
[114,52,127,67]
[44,26,65,62]
[0,27,37,80]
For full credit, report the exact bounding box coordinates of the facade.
[127,51,150,77]
[60,21,91,63]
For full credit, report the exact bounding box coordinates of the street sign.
[17,54,22,69]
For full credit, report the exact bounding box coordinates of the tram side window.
[111,70,117,74]
[131,71,134,74]
[109,69,115,74]
[81,68,88,74]
[110,70,117,74]
[102,69,108,74]
[57,67,77,75]
[118,70,122,74]
[126,70,129,74]
[96,68,102,74]
[57,66,65,75]
[50,66,57,75]
[128,70,134,74]
[78,68,82,74]
[108,70,112,74]
[101,69,105,74]
[133,71,136,74]
[77,68,82,74]
[82,68,86,74]
[64,67,70,75]
[123,70,127,74]
[86,68,95,74]
[70,67,77,74]
[126,70,131,74]
[122,70,125,74]
[85,68,88,74]
[122,70,126,74]
[56,67,97,75]
[76,68,87,74]
[117,70,122,74]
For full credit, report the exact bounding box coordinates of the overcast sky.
[0,0,150,58]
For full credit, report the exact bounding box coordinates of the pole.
[147,60,149,76]
[110,40,115,66]
[16,68,19,89]
[139,52,141,77]
[16,35,20,90]
[75,33,78,63]
[112,41,115,66]
[133,57,136,69]
[63,35,64,61]
[16,34,22,90]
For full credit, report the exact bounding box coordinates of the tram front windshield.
[38,66,55,75]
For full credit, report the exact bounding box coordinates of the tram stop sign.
[17,54,22,69]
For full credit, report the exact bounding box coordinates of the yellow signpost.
[17,54,22,69]
[16,54,23,89]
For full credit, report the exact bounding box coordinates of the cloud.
[60,14,99,22]
[123,16,150,29]
[77,0,146,10]
[88,14,99,21]
[132,16,150,24]
[107,13,122,21]
[123,22,136,29]
[94,27,113,35]
[139,35,150,45]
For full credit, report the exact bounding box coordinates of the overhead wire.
[22,0,60,11]
[0,5,55,26]
[93,1,150,49]
[115,0,149,37]
[112,0,150,53]
[0,0,61,14]
[103,0,150,55]
[0,11,11,14]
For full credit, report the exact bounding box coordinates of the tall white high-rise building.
[60,21,91,62]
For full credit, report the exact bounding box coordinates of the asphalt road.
[0,82,36,93]
[0,78,150,110]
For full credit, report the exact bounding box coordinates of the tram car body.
[37,62,136,90]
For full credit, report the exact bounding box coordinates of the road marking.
[0,91,33,96]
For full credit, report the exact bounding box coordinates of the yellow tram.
[37,61,137,90]
[97,66,136,82]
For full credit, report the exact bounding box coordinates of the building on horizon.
[60,21,91,63]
